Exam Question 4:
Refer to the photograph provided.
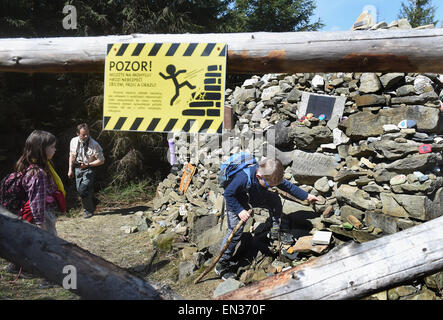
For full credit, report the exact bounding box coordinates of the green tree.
[116,0,232,34]
[398,0,438,27]
[0,0,68,37]
[0,0,233,185]
[0,0,324,186]
[224,0,324,32]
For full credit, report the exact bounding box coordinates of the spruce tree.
[225,0,324,32]
[398,0,438,27]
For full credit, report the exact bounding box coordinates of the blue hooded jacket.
[223,165,308,215]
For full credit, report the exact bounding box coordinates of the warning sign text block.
[103,42,227,134]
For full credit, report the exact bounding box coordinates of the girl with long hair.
[6,130,65,286]
[15,130,65,234]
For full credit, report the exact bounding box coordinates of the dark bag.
[53,190,66,213]
[0,172,27,214]
[20,200,34,223]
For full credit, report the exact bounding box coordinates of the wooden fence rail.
[1,29,443,73]
[217,214,443,300]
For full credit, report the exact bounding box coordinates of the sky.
[312,0,443,31]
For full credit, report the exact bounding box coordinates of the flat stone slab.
[343,105,442,138]
[291,150,338,184]
[292,236,328,254]
[330,225,380,243]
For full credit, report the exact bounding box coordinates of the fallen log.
[0,207,181,300]
[217,215,443,300]
[1,29,443,73]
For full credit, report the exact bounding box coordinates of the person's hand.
[68,168,73,179]
[238,210,251,222]
[307,194,320,203]
[79,162,89,169]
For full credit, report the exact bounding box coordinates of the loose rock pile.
[131,21,443,300]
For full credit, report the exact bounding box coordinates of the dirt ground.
[0,206,222,300]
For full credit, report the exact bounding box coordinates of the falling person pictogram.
[159,64,196,106]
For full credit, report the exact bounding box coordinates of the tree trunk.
[0,207,181,300]
[1,29,443,73]
[217,215,443,300]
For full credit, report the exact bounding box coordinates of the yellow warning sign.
[103,42,227,134]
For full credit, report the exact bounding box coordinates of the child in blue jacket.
[215,157,319,280]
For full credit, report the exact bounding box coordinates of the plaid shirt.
[22,166,57,225]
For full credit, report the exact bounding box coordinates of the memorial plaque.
[291,150,338,184]
[299,92,345,129]
[306,95,335,119]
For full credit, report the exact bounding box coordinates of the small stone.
[383,124,400,133]
[136,216,150,232]
[178,260,195,280]
[397,119,417,129]
[293,236,328,254]
[346,215,363,229]
[360,157,376,169]
[261,86,281,101]
[312,75,325,88]
[395,285,417,297]
[390,174,407,185]
[414,75,434,94]
[418,144,432,154]
[359,73,382,93]
[314,177,331,193]
[402,131,417,138]
[394,137,408,143]
[120,225,138,234]
[213,278,244,298]
[271,260,286,273]
[413,171,424,179]
[322,206,334,218]
[315,195,326,205]
[372,227,383,235]
[342,222,353,230]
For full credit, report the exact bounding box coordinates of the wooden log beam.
[1,29,443,74]
[0,207,181,300]
[217,215,443,300]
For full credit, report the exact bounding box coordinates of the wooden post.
[1,29,443,73]
[223,105,233,130]
[216,215,443,300]
[0,207,181,300]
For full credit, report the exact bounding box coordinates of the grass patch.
[64,207,82,218]
[155,237,174,252]
[0,258,79,300]
[98,179,157,207]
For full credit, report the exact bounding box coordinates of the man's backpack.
[0,171,27,214]
[218,152,257,189]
